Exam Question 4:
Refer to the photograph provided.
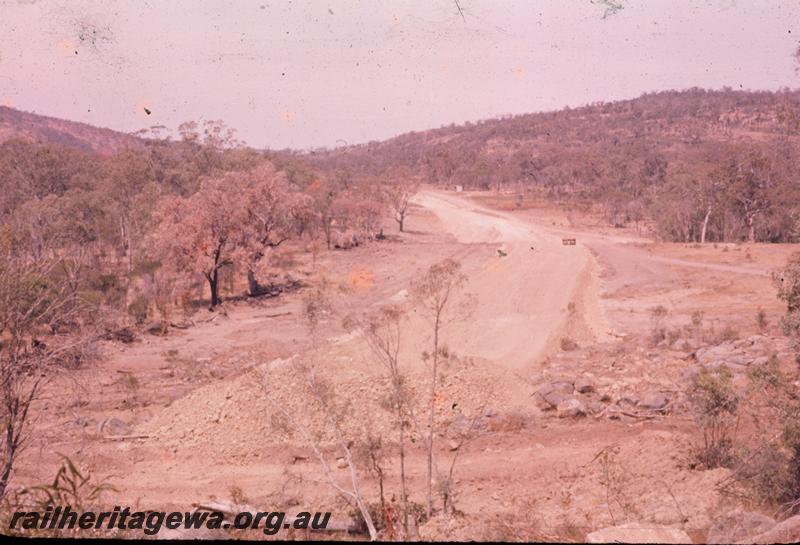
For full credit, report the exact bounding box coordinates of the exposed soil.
[12,189,797,541]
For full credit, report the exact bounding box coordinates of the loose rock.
[533,381,574,410]
[574,377,595,394]
[707,509,775,544]
[586,522,692,544]
[556,397,586,418]
[620,394,640,407]
[749,513,800,544]
[98,417,133,436]
[640,392,668,411]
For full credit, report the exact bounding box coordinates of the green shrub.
[649,305,669,346]
[714,324,739,344]
[127,294,149,325]
[687,367,739,468]
[560,337,579,351]
[756,307,768,333]
[727,361,800,508]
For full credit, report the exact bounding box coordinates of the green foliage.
[775,252,800,312]
[127,294,149,325]
[687,367,739,468]
[96,274,119,293]
[775,252,800,362]
[132,259,161,277]
[756,307,768,333]
[649,305,669,346]
[725,359,800,509]
[23,455,118,511]
[714,325,740,344]
[560,337,579,351]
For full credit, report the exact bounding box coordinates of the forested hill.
[0,105,139,155]
[309,88,800,243]
[4,88,800,243]
[314,88,800,173]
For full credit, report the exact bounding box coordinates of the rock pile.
[532,378,672,419]
[683,335,778,380]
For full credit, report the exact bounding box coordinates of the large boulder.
[726,354,752,366]
[751,356,770,367]
[707,509,775,544]
[586,523,692,544]
[745,334,769,352]
[548,380,575,394]
[748,514,800,544]
[692,336,774,374]
[695,343,737,365]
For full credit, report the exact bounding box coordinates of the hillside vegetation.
[310,88,800,243]
[0,106,139,155]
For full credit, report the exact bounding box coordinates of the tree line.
[308,88,800,243]
[0,120,420,313]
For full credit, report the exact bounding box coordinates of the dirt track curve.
[413,191,611,370]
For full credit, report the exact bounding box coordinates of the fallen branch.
[261,312,293,319]
[169,321,192,330]
[619,410,657,420]
[594,406,658,420]
[103,434,150,441]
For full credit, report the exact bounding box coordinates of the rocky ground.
[8,190,800,542]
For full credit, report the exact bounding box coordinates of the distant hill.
[309,88,800,243]
[4,89,800,243]
[0,106,140,155]
[312,88,800,176]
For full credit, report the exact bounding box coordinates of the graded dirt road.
[413,191,611,369]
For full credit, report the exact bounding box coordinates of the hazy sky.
[1,1,799,149]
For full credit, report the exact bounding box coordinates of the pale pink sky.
[1,1,798,149]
